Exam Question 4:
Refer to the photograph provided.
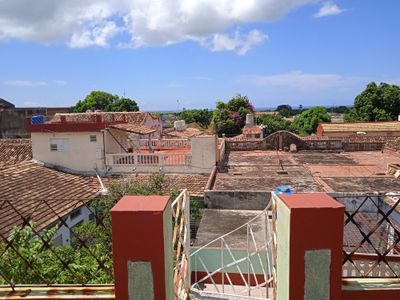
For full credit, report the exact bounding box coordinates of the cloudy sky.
[0,0,399,110]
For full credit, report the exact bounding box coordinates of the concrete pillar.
[111,195,173,300]
[276,193,344,300]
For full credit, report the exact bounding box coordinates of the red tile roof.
[50,112,151,125]
[0,139,32,169]
[0,162,102,239]
[318,121,400,133]
[109,123,156,135]
[243,126,262,135]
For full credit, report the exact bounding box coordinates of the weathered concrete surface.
[204,190,270,210]
[194,209,267,248]
[213,149,400,193]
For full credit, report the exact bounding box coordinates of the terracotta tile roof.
[0,139,32,169]
[109,123,156,135]
[243,126,262,135]
[320,121,400,133]
[105,174,208,197]
[164,128,204,138]
[255,111,279,116]
[50,112,151,125]
[0,162,101,239]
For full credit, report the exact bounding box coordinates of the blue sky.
[0,0,399,111]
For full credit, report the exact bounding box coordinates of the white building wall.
[31,131,105,172]
[52,205,94,247]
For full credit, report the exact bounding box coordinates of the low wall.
[204,190,270,210]
[225,139,266,151]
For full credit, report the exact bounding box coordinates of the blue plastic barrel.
[274,185,293,195]
[31,115,45,124]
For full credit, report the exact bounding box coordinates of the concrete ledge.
[342,278,400,300]
[0,285,114,299]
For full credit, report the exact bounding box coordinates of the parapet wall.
[225,131,387,152]
[204,190,270,210]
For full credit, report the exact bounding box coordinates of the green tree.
[178,109,213,127]
[211,95,254,135]
[344,82,400,122]
[275,104,292,117]
[291,106,331,135]
[0,172,203,285]
[257,114,290,135]
[71,91,139,112]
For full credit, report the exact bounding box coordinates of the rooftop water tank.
[31,115,45,124]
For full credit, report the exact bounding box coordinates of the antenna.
[177,99,180,111]
[123,88,126,98]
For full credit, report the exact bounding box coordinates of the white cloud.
[205,30,268,55]
[314,2,345,18]
[69,21,121,48]
[0,0,317,53]
[2,80,48,87]
[241,71,364,89]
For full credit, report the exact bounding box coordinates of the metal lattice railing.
[333,193,400,278]
[171,189,191,300]
[0,197,114,290]
[190,199,275,300]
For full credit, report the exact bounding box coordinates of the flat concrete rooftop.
[214,150,400,193]
[194,209,267,248]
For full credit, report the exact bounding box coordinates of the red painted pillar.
[276,193,344,300]
[111,195,173,300]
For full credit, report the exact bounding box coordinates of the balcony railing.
[139,138,191,149]
[106,153,192,167]
[333,193,400,278]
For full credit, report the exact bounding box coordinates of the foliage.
[212,95,254,135]
[291,106,331,135]
[0,222,112,284]
[344,82,400,122]
[275,104,292,117]
[178,109,213,127]
[257,114,290,135]
[0,172,200,285]
[71,91,139,113]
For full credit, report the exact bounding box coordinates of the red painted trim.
[342,289,400,300]
[191,271,269,287]
[279,193,345,300]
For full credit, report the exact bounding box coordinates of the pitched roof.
[164,128,204,138]
[0,139,32,169]
[109,123,156,135]
[0,98,15,108]
[319,121,400,133]
[50,112,151,125]
[105,174,209,197]
[243,126,263,135]
[0,162,102,239]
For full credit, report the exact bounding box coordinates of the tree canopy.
[211,95,254,135]
[71,91,139,113]
[178,109,213,127]
[344,82,400,122]
[275,104,293,117]
[257,114,290,135]
[291,106,331,135]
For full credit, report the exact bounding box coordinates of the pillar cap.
[279,193,344,209]
[111,195,170,212]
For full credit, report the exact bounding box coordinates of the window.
[50,138,69,152]
[90,135,97,142]
[70,208,82,220]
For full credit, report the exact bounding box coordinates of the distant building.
[27,111,217,174]
[317,121,400,138]
[0,99,69,138]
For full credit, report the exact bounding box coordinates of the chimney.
[245,113,255,128]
